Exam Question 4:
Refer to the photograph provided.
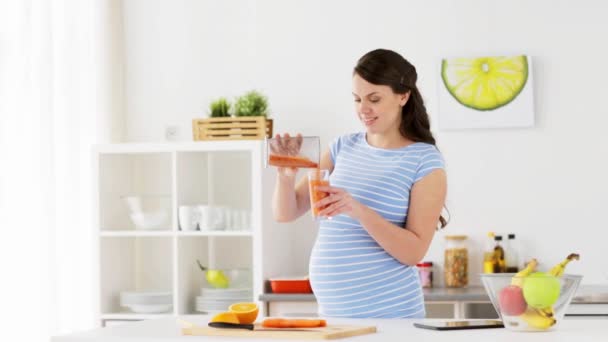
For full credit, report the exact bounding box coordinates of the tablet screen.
[414,320,504,330]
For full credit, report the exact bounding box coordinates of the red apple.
[498,285,527,316]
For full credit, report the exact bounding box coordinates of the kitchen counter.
[260,285,608,318]
[259,285,608,304]
[260,286,491,303]
[52,314,607,342]
[260,287,491,318]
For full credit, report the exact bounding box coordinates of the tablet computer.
[413,320,504,331]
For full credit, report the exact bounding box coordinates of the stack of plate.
[120,291,173,313]
[195,288,252,313]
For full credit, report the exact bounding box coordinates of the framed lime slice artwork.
[442,56,528,111]
[438,54,535,130]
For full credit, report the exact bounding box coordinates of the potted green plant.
[208,97,231,118]
[193,91,273,141]
[233,90,269,117]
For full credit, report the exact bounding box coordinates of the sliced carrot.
[262,318,327,328]
[268,154,319,168]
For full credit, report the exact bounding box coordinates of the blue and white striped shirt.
[309,132,445,318]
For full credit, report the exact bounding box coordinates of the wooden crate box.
[192,117,273,141]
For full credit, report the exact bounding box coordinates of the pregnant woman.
[272,49,447,318]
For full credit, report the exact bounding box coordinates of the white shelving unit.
[93,141,272,327]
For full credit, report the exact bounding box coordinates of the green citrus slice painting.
[441,55,528,111]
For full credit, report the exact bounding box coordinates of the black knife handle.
[208,322,255,330]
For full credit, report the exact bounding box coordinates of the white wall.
[121,0,608,284]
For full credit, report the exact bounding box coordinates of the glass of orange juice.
[308,169,330,220]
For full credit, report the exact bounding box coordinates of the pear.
[197,259,230,288]
[206,270,229,288]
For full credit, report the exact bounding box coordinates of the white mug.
[196,205,211,231]
[178,206,199,231]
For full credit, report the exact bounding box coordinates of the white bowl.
[129,212,169,230]
[123,195,171,230]
[120,291,172,305]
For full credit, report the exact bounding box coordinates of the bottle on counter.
[483,232,496,274]
[505,234,520,273]
[444,235,468,288]
[493,235,506,273]
[416,261,433,288]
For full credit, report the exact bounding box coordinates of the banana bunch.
[510,253,580,330]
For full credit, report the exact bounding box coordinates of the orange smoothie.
[269,154,319,168]
[308,169,330,219]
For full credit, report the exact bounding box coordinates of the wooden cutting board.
[182,324,377,340]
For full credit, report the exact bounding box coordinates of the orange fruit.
[228,302,259,324]
[210,311,240,324]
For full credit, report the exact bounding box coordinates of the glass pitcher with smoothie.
[308,169,330,220]
[265,135,320,168]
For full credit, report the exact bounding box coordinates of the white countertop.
[52,315,607,342]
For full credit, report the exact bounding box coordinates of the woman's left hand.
[314,185,364,219]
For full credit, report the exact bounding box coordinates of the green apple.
[522,272,560,308]
[206,270,230,288]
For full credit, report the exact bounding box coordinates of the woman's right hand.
[269,133,303,178]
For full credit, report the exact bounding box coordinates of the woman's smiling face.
[352,73,409,134]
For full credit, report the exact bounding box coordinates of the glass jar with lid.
[444,235,468,288]
[416,261,433,288]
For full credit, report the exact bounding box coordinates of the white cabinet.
[93,141,273,326]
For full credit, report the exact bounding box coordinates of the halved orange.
[210,311,240,324]
[228,302,259,324]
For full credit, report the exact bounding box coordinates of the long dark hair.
[354,49,448,229]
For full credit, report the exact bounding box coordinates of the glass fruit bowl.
[481,273,582,332]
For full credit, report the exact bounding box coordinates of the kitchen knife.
[208,322,254,330]
[207,321,326,332]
